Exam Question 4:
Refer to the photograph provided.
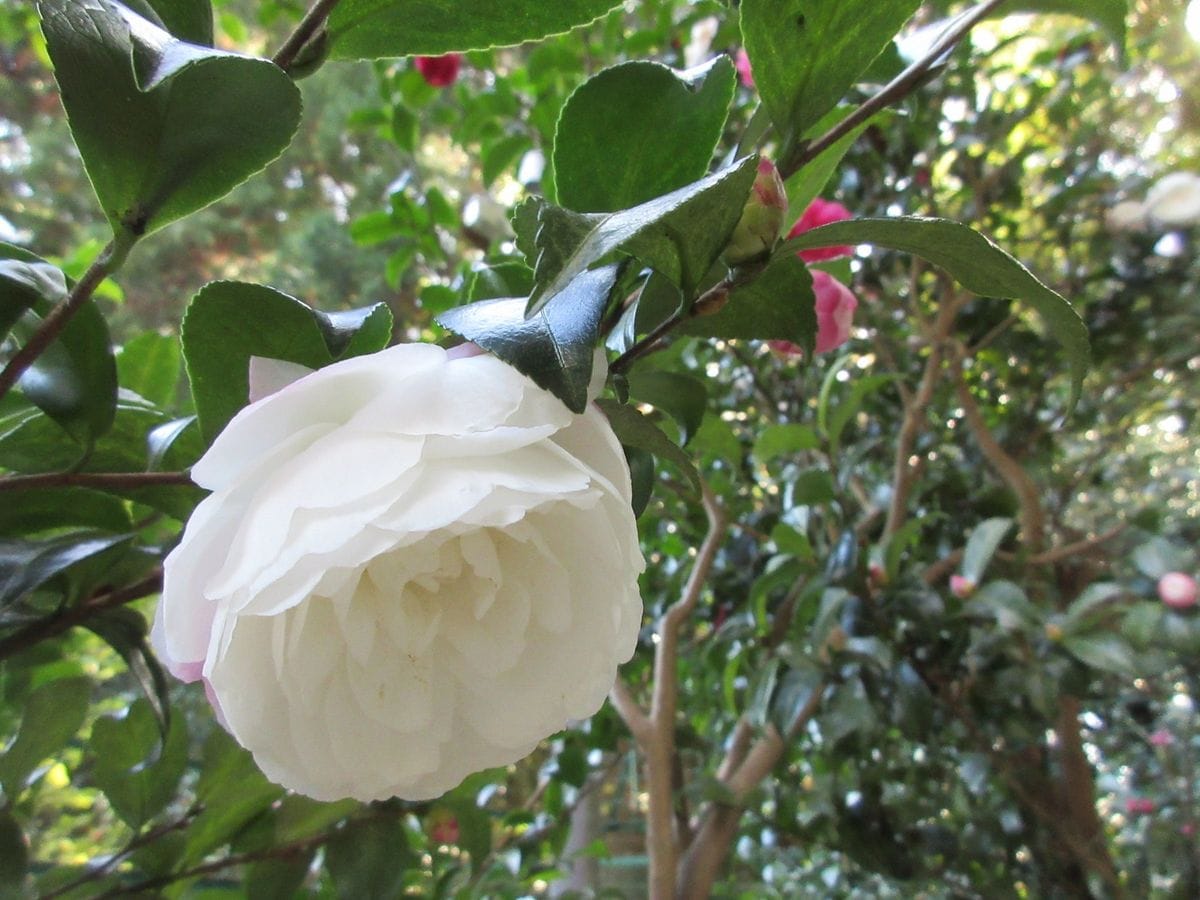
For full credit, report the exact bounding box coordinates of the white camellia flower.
[1144,171,1200,226]
[152,343,644,801]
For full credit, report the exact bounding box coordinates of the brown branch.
[922,524,1126,585]
[0,239,130,406]
[611,278,735,376]
[0,471,194,493]
[0,570,163,661]
[271,0,342,73]
[610,677,653,744]
[882,294,965,539]
[951,350,1044,551]
[780,0,1014,179]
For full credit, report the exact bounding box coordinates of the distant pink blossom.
[1126,797,1155,816]
[1149,729,1174,748]
[767,270,858,357]
[415,54,462,87]
[949,575,977,599]
[789,198,854,262]
[734,48,754,88]
[1159,572,1198,610]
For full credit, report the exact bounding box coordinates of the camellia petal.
[153,343,645,801]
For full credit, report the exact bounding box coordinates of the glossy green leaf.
[784,216,1091,404]
[0,532,132,608]
[783,106,883,223]
[325,817,411,898]
[597,399,700,490]
[438,265,617,413]
[960,517,1013,585]
[328,0,622,58]
[182,282,393,442]
[0,810,27,896]
[824,373,899,455]
[39,0,300,237]
[554,57,735,213]
[530,156,759,312]
[116,331,182,408]
[91,697,187,828]
[466,262,535,302]
[126,0,213,44]
[0,676,90,796]
[1,246,118,444]
[87,607,171,739]
[625,370,707,446]
[1132,537,1187,580]
[740,0,921,140]
[791,469,836,506]
[682,251,817,349]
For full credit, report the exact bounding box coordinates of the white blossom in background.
[684,16,720,68]
[1104,199,1147,233]
[152,344,644,801]
[1144,171,1200,226]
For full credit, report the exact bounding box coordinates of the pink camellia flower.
[734,48,754,88]
[1126,797,1156,816]
[789,198,854,262]
[766,270,858,357]
[1182,822,1197,837]
[1149,729,1174,748]
[1158,572,1198,610]
[415,54,462,87]
[949,575,977,599]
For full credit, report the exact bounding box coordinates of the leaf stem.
[0,236,132,406]
[610,277,736,376]
[272,0,343,73]
[0,471,194,493]
[779,0,1013,180]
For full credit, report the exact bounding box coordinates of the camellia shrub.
[1,0,1198,897]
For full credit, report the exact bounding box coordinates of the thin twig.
[0,239,129,406]
[0,471,194,493]
[271,0,342,72]
[780,0,1014,179]
[0,570,163,662]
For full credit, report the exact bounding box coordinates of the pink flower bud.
[950,575,976,599]
[789,198,854,262]
[415,54,462,87]
[1149,729,1174,748]
[1159,572,1198,610]
[734,49,754,88]
[427,807,460,844]
[1125,797,1155,816]
[1182,822,1196,837]
[724,159,788,265]
[766,270,857,357]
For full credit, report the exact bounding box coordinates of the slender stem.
[0,238,131,406]
[272,0,343,72]
[0,570,163,662]
[0,470,193,493]
[611,278,734,376]
[779,0,1013,180]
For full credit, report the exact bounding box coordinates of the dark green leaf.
[328,0,623,58]
[275,796,359,842]
[90,697,187,828]
[466,262,534,302]
[625,370,707,445]
[482,134,530,188]
[596,399,700,490]
[740,0,921,140]
[960,517,1014,585]
[87,607,171,739]
[554,57,735,213]
[626,446,655,518]
[783,106,880,222]
[791,469,836,506]
[116,331,182,408]
[0,532,132,608]
[784,217,1091,404]
[0,488,132,537]
[437,265,617,413]
[325,817,411,899]
[682,251,817,349]
[132,0,214,45]
[753,423,820,463]
[0,259,66,338]
[530,157,759,312]
[1062,633,1136,676]
[39,0,300,237]
[0,810,27,897]
[182,282,391,443]
[510,196,544,267]
[248,854,316,900]
[824,373,899,455]
[0,676,90,796]
[1132,537,1187,580]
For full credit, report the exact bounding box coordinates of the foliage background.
[1,0,1198,897]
